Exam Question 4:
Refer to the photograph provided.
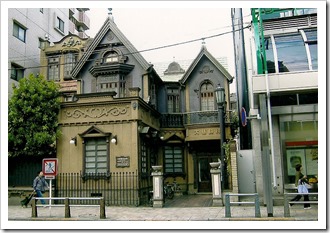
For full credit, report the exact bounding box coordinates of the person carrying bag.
[290,164,311,209]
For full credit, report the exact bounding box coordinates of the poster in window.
[287,149,306,176]
[306,148,318,176]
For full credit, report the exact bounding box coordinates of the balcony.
[160,111,233,128]
[160,114,184,128]
[76,11,90,31]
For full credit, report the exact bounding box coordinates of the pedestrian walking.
[290,164,311,209]
[33,170,49,205]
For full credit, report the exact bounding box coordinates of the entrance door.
[237,150,256,193]
[198,157,218,192]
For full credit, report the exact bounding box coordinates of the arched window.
[104,51,119,63]
[200,82,214,111]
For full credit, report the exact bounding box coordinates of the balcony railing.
[160,111,233,128]
[160,113,184,128]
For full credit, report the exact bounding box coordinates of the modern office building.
[233,8,318,207]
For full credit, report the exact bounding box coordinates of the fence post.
[31,197,37,217]
[100,197,106,219]
[284,194,290,217]
[225,194,231,217]
[254,194,261,217]
[65,198,71,218]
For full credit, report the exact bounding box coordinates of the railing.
[283,192,318,217]
[184,110,232,126]
[160,111,233,128]
[160,113,184,128]
[225,193,261,218]
[55,172,147,206]
[31,197,106,219]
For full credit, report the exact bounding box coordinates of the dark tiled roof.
[153,57,228,82]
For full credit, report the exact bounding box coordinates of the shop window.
[84,137,109,174]
[281,121,318,185]
[13,21,26,42]
[200,82,214,111]
[164,146,183,174]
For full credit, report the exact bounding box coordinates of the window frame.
[164,145,184,176]
[10,63,24,81]
[13,21,26,42]
[166,87,180,113]
[47,56,60,81]
[64,53,78,79]
[82,136,110,181]
[56,16,64,33]
[200,81,215,111]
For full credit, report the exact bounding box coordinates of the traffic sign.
[241,107,247,127]
[42,158,58,178]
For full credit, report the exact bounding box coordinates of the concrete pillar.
[64,198,71,218]
[151,165,164,208]
[210,162,223,206]
[31,198,37,217]
[100,197,106,219]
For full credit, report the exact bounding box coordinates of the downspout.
[258,9,277,189]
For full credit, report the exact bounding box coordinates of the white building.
[8,8,90,96]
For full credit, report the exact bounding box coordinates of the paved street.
[4,194,322,230]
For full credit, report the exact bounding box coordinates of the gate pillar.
[151,165,164,208]
[210,162,223,206]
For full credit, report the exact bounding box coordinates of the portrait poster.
[286,149,306,176]
[305,148,318,176]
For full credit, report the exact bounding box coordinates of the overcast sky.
[87,7,243,75]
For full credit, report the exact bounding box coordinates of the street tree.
[8,74,61,158]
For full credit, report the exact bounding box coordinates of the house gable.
[180,46,233,85]
[71,16,151,79]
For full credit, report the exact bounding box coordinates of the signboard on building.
[116,156,130,168]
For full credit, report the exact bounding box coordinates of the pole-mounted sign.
[241,107,247,127]
[42,158,58,179]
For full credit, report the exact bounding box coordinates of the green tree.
[8,74,61,157]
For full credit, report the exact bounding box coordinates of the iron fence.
[54,172,151,206]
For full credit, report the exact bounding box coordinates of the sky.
[87,7,240,76]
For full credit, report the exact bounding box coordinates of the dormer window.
[104,51,119,63]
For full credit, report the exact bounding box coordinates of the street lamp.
[214,85,225,191]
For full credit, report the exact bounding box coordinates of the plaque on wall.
[116,156,130,168]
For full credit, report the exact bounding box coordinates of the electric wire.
[9,24,251,71]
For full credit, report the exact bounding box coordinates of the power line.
[9,24,251,71]
[9,20,251,62]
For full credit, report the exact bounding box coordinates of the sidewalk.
[8,204,318,221]
[4,203,322,230]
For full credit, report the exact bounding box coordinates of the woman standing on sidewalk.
[33,170,49,205]
[290,164,311,209]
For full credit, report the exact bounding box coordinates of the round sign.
[241,107,247,127]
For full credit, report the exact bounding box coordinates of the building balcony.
[160,110,233,128]
[68,20,77,35]
[76,11,90,31]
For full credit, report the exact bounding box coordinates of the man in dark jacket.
[33,170,49,205]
